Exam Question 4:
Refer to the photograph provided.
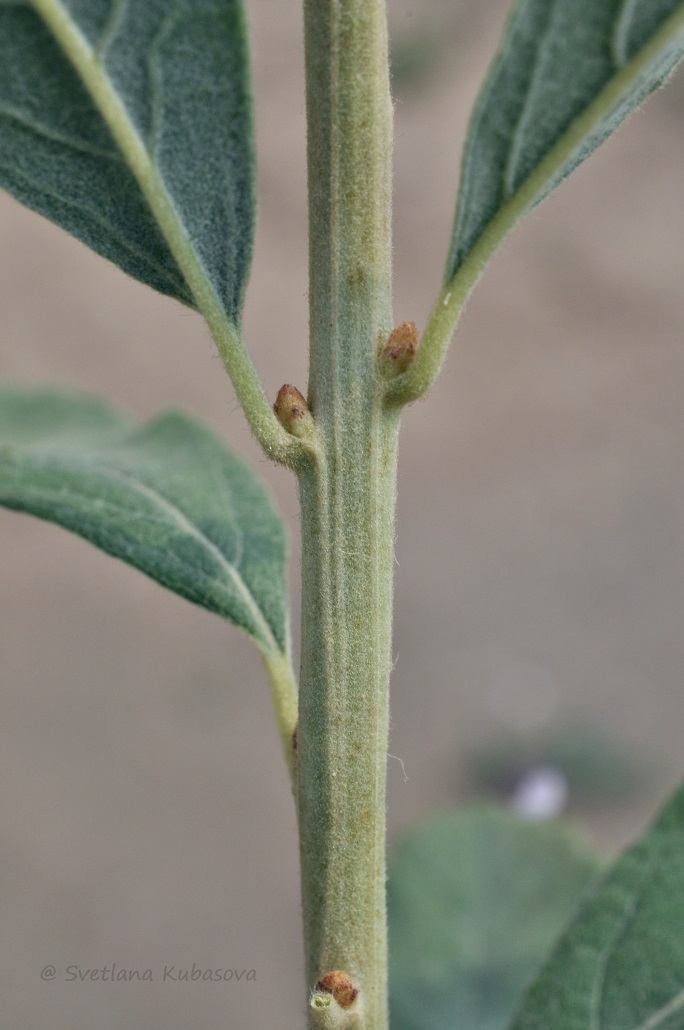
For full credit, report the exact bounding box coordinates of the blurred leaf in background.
[388,807,601,1030]
[512,783,684,1030]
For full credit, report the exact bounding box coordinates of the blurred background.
[1,0,683,1026]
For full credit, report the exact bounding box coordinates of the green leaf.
[447,0,684,284]
[0,0,255,319]
[388,807,601,1030]
[0,389,288,656]
[511,782,684,1030]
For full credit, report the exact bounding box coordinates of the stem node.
[316,970,359,1009]
[310,989,362,1029]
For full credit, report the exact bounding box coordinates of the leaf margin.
[0,386,289,656]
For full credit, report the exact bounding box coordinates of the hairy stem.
[262,648,299,781]
[297,1,395,1027]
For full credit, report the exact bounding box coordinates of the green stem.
[262,648,299,781]
[297,1,395,1028]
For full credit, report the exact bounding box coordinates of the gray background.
[1,1,683,1026]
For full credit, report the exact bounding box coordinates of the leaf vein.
[612,0,641,67]
[635,986,684,1030]
[94,0,129,64]
[589,857,655,1029]
[502,1,558,198]
[0,102,119,160]
[146,0,183,158]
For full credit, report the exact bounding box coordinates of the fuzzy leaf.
[0,389,288,655]
[0,0,255,318]
[511,782,684,1030]
[447,0,684,283]
[388,807,601,1030]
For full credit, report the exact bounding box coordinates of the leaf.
[0,0,255,319]
[388,807,601,1030]
[510,782,684,1030]
[447,0,684,284]
[0,388,288,656]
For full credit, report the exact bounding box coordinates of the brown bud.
[315,971,359,1009]
[274,384,315,440]
[381,321,419,375]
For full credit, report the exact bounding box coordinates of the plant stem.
[297,1,395,1027]
[262,648,299,781]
